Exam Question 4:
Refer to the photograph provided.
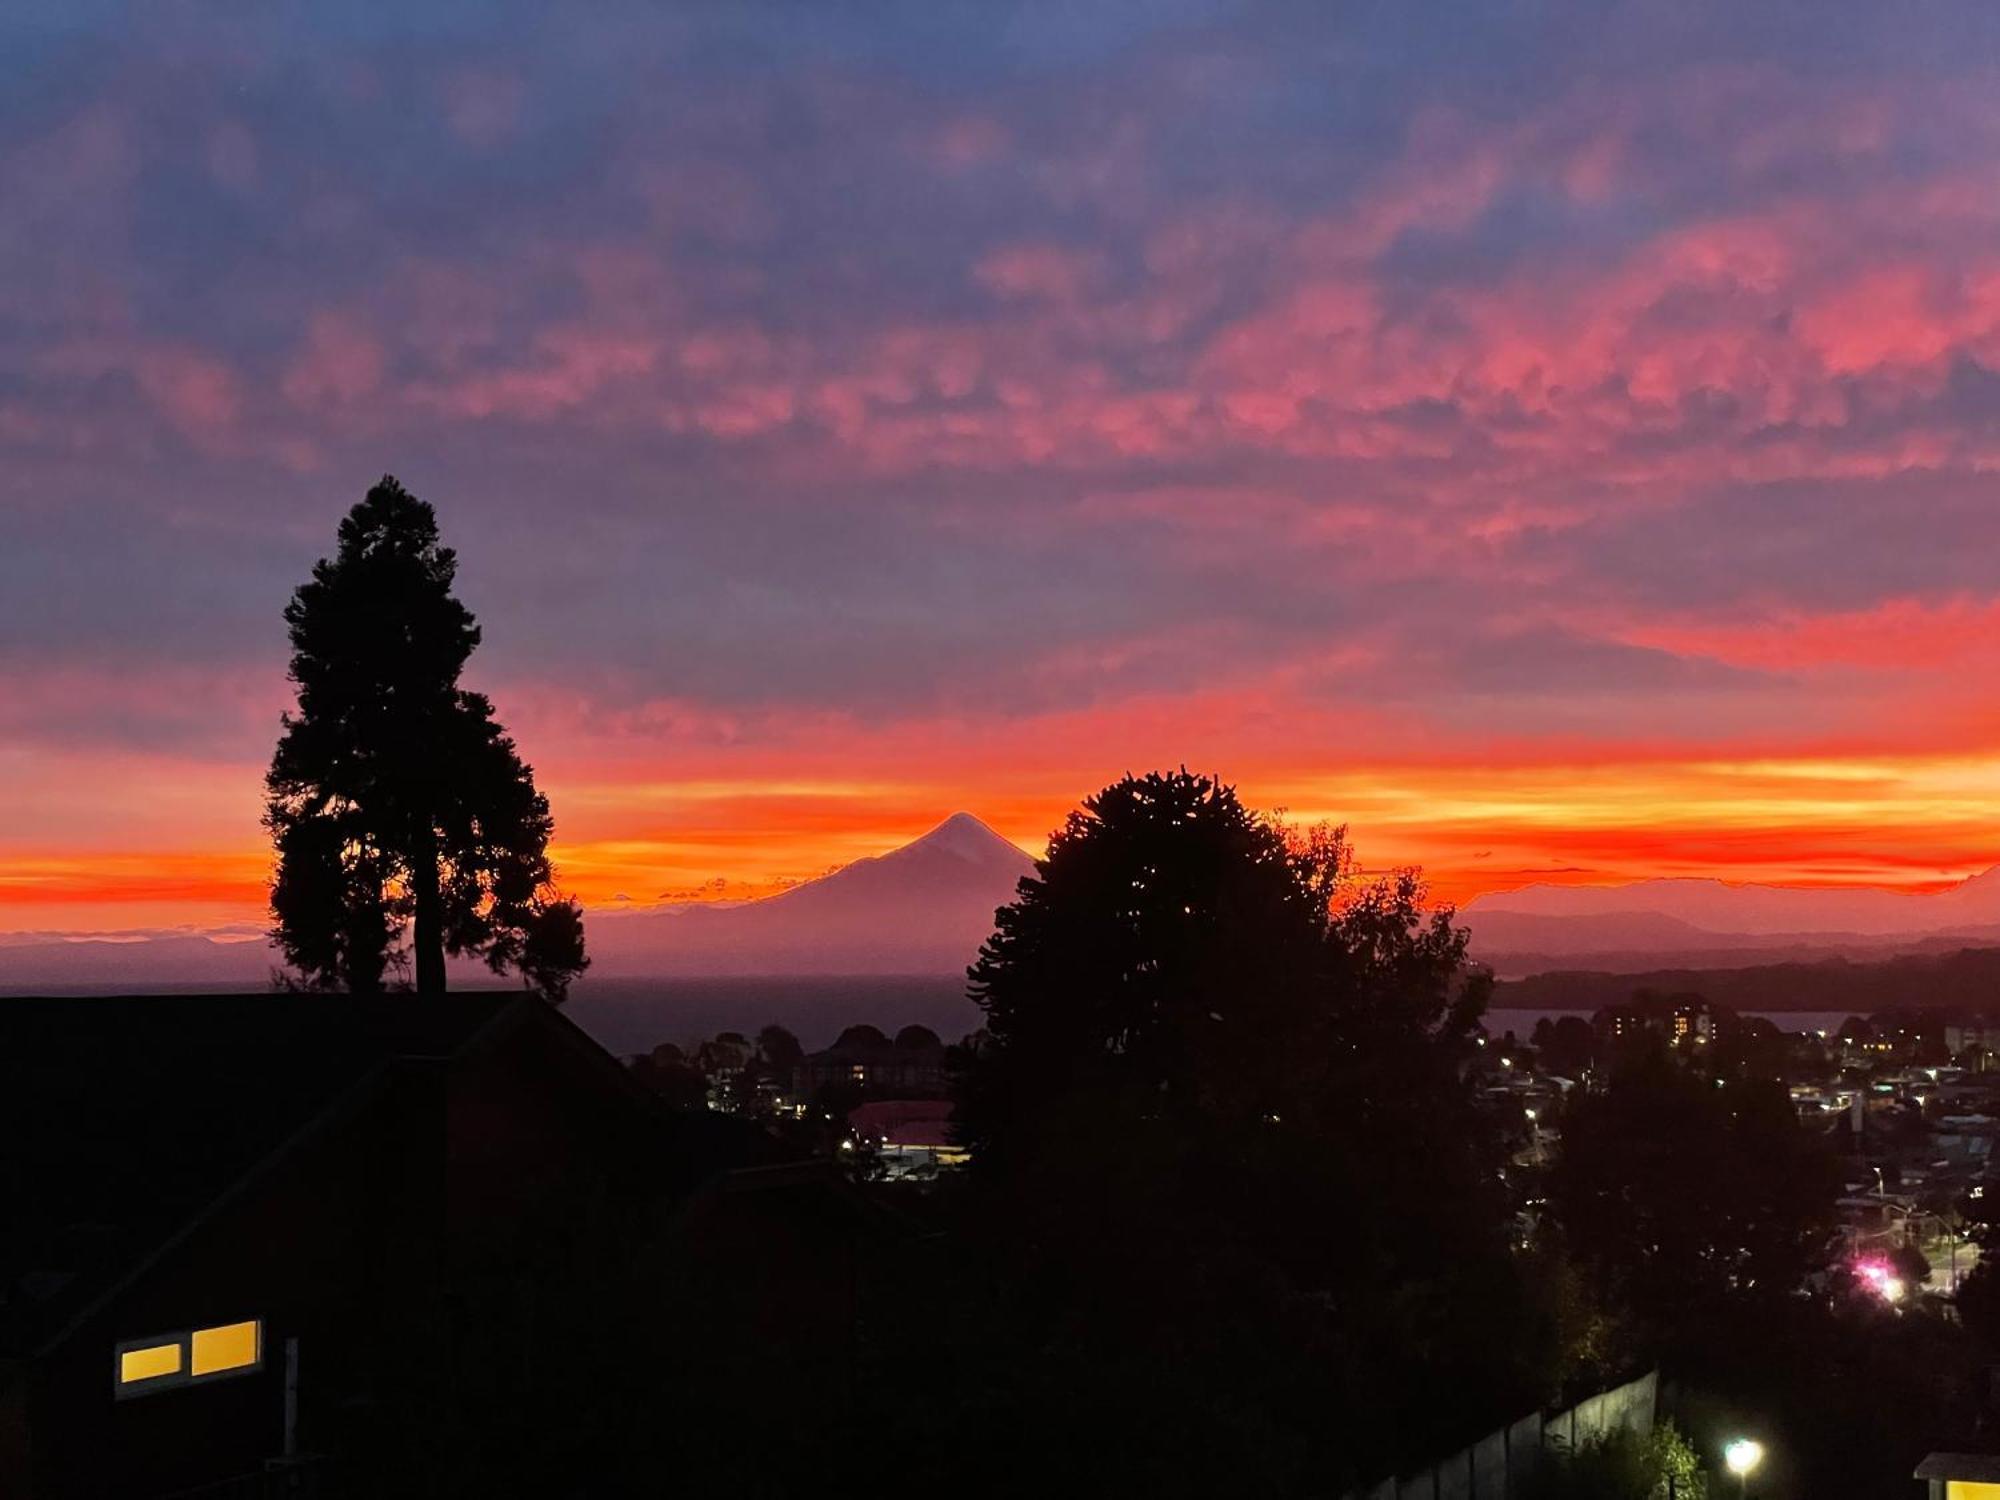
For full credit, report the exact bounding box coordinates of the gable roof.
[0,992,522,1357]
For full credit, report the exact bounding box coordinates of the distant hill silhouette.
[1492,944,2000,1015]
[1466,864,2000,933]
[0,934,276,992]
[1463,864,2000,975]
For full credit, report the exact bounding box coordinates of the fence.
[1347,1369,1658,1500]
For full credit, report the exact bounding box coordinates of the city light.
[1856,1259,1907,1303]
[1725,1438,1764,1490]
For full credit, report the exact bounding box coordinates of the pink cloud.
[40,339,244,445]
[1618,597,2000,673]
[418,325,659,420]
[974,243,1104,302]
[283,311,386,406]
[1796,263,2000,373]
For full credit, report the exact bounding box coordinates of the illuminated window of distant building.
[118,1342,182,1386]
[115,1319,263,1397]
[191,1320,259,1376]
[1947,1484,2000,1499]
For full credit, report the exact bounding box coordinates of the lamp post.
[1724,1438,1764,1497]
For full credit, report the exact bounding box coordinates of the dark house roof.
[0,992,525,1358]
[1915,1452,2000,1482]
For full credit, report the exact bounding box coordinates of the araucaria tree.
[266,477,588,1000]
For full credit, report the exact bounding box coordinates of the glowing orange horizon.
[8,746,1996,936]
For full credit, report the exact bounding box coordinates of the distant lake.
[564,973,979,1056]
[562,984,1880,1062]
[1484,1007,1865,1039]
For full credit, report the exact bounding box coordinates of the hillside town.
[635,988,2000,1301]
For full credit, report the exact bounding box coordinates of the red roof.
[849,1099,955,1147]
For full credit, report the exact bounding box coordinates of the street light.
[1724,1438,1764,1496]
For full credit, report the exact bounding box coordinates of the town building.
[848,1099,965,1178]
[1591,993,1728,1050]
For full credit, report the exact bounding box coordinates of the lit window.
[115,1319,263,1397]
[191,1320,259,1376]
[119,1343,182,1385]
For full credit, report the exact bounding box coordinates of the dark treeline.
[1497,945,2000,1014]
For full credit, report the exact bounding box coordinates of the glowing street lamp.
[1724,1438,1764,1496]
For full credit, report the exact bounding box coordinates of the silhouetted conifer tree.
[266,476,587,1000]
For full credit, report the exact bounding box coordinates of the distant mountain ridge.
[1462,863,2000,975]
[0,813,1037,991]
[1492,945,2000,1017]
[1466,866,2000,934]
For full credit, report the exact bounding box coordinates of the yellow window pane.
[190,1320,260,1377]
[119,1343,182,1384]
[1948,1485,2000,1500]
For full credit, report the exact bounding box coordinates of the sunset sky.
[6,1,2000,937]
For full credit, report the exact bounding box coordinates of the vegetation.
[1524,1421,1707,1500]
[1549,1042,1840,1342]
[952,770,1568,1489]
[266,477,586,998]
[1534,1011,1991,1499]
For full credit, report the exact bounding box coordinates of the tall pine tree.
[266,476,587,1000]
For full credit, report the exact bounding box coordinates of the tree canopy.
[1548,1041,1838,1338]
[958,771,1487,1180]
[265,476,587,1000]
[952,770,1559,1485]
